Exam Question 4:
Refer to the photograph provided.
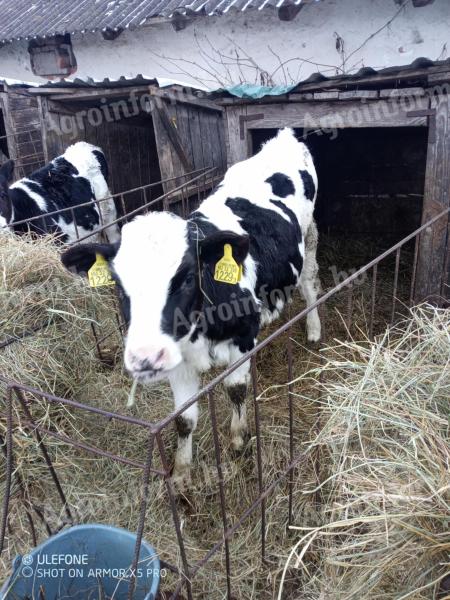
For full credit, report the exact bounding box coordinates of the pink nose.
[126,346,168,372]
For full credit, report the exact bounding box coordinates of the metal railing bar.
[13,387,73,524]
[410,232,420,306]
[251,356,266,562]
[286,332,294,527]
[69,168,219,246]
[208,391,232,600]
[391,248,401,324]
[0,388,13,553]
[155,433,193,600]
[4,414,164,474]
[369,264,378,340]
[190,448,308,579]
[10,167,214,228]
[0,377,156,430]
[128,432,156,600]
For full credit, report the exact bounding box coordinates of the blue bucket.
[1,524,160,599]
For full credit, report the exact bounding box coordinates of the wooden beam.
[46,86,154,102]
[225,105,248,167]
[148,87,223,112]
[414,93,450,302]
[243,97,429,129]
[154,102,193,173]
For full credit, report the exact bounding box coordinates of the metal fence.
[1,198,449,598]
[8,165,221,242]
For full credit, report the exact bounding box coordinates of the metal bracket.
[407,108,437,143]
[239,113,264,140]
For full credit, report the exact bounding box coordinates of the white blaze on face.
[112,212,189,379]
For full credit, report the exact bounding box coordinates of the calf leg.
[224,345,251,452]
[99,195,121,244]
[299,220,321,342]
[168,363,200,491]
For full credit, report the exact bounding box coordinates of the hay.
[0,233,121,398]
[278,305,450,599]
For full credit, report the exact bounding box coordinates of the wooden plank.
[47,86,156,103]
[154,102,193,172]
[224,105,248,166]
[313,91,339,100]
[339,90,379,100]
[187,105,204,171]
[149,87,223,113]
[198,110,214,170]
[428,72,450,84]
[380,87,425,98]
[244,98,429,129]
[151,99,176,192]
[214,112,227,171]
[414,93,450,302]
[174,103,195,172]
[206,110,222,172]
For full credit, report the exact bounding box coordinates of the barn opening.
[36,81,226,219]
[41,94,164,215]
[252,127,427,245]
[250,126,430,311]
[252,127,427,274]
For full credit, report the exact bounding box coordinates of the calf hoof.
[231,430,252,457]
[171,465,192,494]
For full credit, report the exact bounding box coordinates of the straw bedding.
[0,233,448,599]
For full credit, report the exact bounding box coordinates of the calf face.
[0,160,14,229]
[62,212,249,382]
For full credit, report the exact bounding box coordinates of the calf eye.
[184,273,196,287]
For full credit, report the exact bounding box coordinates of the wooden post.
[414,93,450,303]
[224,105,248,167]
[0,92,18,162]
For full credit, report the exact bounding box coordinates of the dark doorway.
[252,127,427,247]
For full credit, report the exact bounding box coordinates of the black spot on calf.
[265,172,295,198]
[299,169,316,201]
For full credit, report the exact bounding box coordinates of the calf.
[62,129,321,489]
[0,142,120,243]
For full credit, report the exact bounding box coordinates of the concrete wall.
[0,0,449,88]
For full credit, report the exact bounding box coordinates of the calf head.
[62,212,249,383]
[0,160,14,229]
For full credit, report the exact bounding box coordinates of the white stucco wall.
[0,0,449,88]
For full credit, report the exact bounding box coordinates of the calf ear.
[61,242,119,274]
[199,231,249,265]
[0,160,14,183]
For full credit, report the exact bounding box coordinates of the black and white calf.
[0,142,120,243]
[62,129,321,489]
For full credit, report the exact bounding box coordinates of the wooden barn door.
[414,93,450,303]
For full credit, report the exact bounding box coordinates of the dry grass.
[277,305,450,600]
[1,233,447,599]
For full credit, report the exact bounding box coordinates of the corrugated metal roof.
[212,57,450,98]
[0,0,321,43]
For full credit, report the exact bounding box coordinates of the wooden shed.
[216,58,450,303]
[24,77,226,210]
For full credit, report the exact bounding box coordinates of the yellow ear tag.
[88,253,115,288]
[214,244,242,285]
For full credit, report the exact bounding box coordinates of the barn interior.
[252,127,426,245]
[42,92,164,213]
[252,127,427,295]
[38,80,226,217]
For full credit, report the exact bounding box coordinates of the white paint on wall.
[0,0,448,88]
